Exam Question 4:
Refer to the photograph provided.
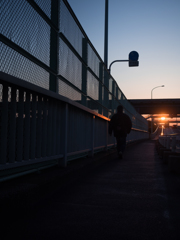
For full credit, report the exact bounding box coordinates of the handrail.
[150,125,159,139]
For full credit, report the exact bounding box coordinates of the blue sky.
[68,0,180,100]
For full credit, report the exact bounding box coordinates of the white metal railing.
[150,125,159,139]
[0,72,149,179]
[159,135,179,152]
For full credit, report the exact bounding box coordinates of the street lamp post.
[151,85,165,135]
[151,85,165,99]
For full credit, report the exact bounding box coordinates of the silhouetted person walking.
[109,105,132,159]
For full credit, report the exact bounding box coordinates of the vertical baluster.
[52,101,57,155]
[56,102,61,155]
[47,99,53,156]
[60,103,68,167]
[30,93,37,159]
[16,89,24,162]
[42,97,48,157]
[0,84,8,164]
[9,87,17,163]
[24,91,30,160]
[36,95,42,158]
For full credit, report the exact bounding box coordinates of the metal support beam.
[98,62,103,114]
[49,0,59,92]
[81,38,88,106]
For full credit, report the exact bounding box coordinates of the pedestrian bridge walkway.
[1,139,180,239]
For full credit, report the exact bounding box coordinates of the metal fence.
[0,0,147,130]
[0,0,149,178]
[159,134,180,153]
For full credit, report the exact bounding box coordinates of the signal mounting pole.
[104,0,109,68]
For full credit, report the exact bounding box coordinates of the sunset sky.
[68,0,180,100]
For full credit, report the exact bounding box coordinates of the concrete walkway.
[1,140,180,239]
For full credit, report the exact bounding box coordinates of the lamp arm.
[108,60,129,73]
[151,86,164,99]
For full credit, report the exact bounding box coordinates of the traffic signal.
[129,51,139,67]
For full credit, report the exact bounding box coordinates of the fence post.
[112,80,115,114]
[59,103,68,167]
[0,84,8,164]
[30,93,37,159]
[24,91,30,160]
[49,0,59,92]
[81,38,88,106]
[42,97,48,157]
[16,89,24,162]
[103,70,109,117]
[9,87,17,163]
[98,62,103,115]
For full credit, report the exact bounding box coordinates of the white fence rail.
[159,135,180,152]
[0,72,149,178]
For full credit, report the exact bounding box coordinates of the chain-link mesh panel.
[109,93,112,101]
[109,95,113,110]
[7,87,11,102]
[60,0,84,57]
[0,85,2,102]
[59,39,82,90]
[123,99,148,131]
[118,89,122,101]
[109,78,113,93]
[87,71,99,100]
[102,86,104,102]
[0,42,49,89]
[34,0,51,18]
[102,107,109,118]
[58,78,81,101]
[86,97,99,113]
[102,87,109,109]
[114,82,117,98]
[0,0,50,66]
[100,64,105,84]
[87,44,100,78]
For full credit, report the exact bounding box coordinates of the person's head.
[117,105,123,113]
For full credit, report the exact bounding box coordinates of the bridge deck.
[1,140,180,239]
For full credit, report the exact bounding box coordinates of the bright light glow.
[161,117,165,120]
